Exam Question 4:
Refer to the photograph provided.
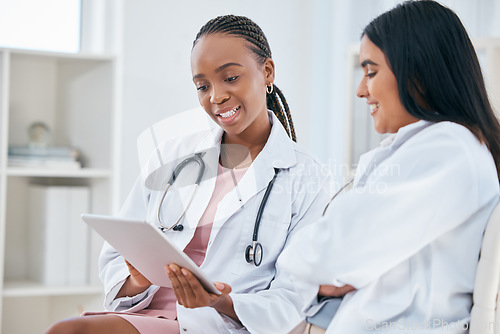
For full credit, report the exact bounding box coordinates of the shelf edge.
[3,283,104,297]
[6,168,113,178]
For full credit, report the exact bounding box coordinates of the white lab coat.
[99,111,331,334]
[280,120,500,333]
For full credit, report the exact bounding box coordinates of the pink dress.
[88,164,247,333]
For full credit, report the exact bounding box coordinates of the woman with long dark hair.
[282,1,500,333]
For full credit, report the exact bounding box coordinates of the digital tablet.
[81,214,221,295]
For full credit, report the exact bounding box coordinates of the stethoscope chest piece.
[160,225,184,232]
[245,241,263,267]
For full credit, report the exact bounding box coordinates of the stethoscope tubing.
[157,153,205,231]
[322,178,354,216]
[252,168,279,241]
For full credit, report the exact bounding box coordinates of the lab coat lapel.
[212,112,297,228]
[213,161,276,224]
[354,120,434,187]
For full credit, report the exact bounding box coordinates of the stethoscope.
[245,168,279,267]
[156,153,279,267]
[157,153,205,232]
[322,177,354,216]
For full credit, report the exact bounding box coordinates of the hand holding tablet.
[82,214,221,295]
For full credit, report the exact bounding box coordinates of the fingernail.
[170,265,176,273]
[215,283,225,290]
[181,268,188,276]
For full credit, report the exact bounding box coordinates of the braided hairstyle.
[193,15,296,142]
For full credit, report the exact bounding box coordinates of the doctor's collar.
[254,111,297,169]
[380,120,434,148]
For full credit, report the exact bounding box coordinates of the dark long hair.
[363,0,500,180]
[193,15,296,142]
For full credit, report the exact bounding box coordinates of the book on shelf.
[28,185,91,286]
[8,146,79,158]
[8,156,81,169]
[8,145,81,169]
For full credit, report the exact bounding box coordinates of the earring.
[266,83,274,94]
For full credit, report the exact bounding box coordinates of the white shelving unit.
[0,48,119,333]
[345,37,500,168]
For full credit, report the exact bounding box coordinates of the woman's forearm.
[116,276,150,298]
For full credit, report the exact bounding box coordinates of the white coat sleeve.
[231,173,331,334]
[279,126,498,289]
[99,176,160,311]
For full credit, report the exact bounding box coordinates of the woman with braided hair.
[45,15,330,334]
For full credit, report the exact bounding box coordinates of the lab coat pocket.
[231,215,289,277]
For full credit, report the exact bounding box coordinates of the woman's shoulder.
[415,121,491,159]
[405,121,480,149]
[288,141,327,167]
[404,121,497,189]
[285,141,332,183]
[427,120,477,139]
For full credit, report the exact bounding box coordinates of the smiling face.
[191,34,274,146]
[356,35,420,134]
